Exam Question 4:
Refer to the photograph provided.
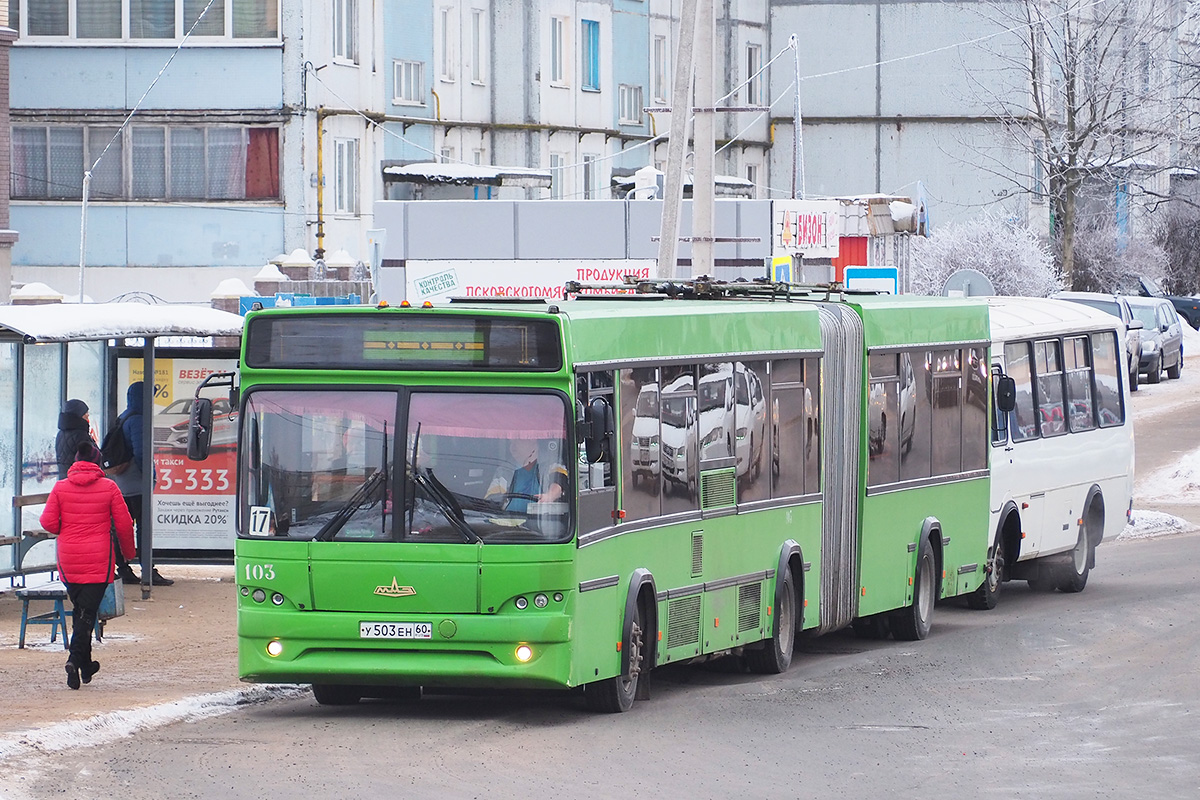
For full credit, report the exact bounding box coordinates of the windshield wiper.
[313,468,386,542]
[412,467,482,544]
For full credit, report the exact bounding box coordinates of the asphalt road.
[10,527,1197,800]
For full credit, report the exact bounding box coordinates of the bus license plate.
[360,621,433,639]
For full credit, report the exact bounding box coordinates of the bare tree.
[964,0,1200,289]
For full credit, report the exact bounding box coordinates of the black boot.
[65,662,80,690]
[82,660,100,684]
[118,564,140,584]
[151,569,174,586]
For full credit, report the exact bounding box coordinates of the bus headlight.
[515,645,533,663]
[266,640,283,657]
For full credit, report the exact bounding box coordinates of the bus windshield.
[241,389,572,544]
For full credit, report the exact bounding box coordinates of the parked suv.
[1121,274,1200,331]
[1051,291,1144,392]
[1125,296,1184,383]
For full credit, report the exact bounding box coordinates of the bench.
[5,493,54,583]
[15,581,70,649]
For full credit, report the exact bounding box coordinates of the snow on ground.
[0,685,304,761]
[1119,510,1198,540]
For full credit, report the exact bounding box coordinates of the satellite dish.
[942,269,995,298]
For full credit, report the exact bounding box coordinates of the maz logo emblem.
[374,578,416,597]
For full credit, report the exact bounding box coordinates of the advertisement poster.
[407,259,655,303]
[772,199,841,260]
[120,357,238,550]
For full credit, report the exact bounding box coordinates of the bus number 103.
[245,564,276,582]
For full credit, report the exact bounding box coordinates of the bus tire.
[312,684,362,706]
[746,568,796,674]
[1057,525,1091,593]
[585,604,644,713]
[967,534,1005,610]
[891,535,936,641]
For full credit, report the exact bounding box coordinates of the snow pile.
[1118,510,1196,540]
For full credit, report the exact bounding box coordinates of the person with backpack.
[109,381,173,586]
[40,441,136,689]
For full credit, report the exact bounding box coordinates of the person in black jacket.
[111,381,173,587]
[55,399,95,479]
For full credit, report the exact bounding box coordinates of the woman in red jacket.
[40,442,136,690]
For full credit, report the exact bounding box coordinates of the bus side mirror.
[584,397,615,464]
[188,397,214,461]
[995,375,1017,414]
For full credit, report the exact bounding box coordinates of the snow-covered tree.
[910,214,1060,297]
[962,0,1200,289]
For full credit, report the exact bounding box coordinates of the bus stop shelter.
[1,303,243,598]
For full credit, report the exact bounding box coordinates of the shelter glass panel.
[21,345,64,498]
[0,344,15,542]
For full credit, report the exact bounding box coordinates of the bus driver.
[486,439,567,513]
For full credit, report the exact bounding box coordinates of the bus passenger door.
[1017,492,1046,558]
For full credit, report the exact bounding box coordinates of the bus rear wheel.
[967,535,1005,610]
[1057,525,1091,593]
[585,605,644,713]
[891,536,936,641]
[312,684,362,706]
[746,568,796,674]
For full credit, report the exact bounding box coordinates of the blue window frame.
[581,19,600,91]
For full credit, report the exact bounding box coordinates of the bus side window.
[1091,332,1125,427]
[1004,341,1038,442]
[1065,336,1096,432]
[1033,339,1066,437]
[769,359,806,498]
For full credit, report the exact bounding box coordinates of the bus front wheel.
[585,605,644,713]
[312,684,362,706]
[891,536,936,641]
[745,568,796,674]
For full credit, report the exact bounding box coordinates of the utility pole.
[655,0,701,279]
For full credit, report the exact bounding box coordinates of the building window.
[11,123,280,201]
[549,152,566,199]
[440,7,456,82]
[14,0,279,40]
[439,146,455,164]
[745,163,758,198]
[746,43,762,106]
[393,60,425,105]
[619,85,644,125]
[473,148,485,165]
[333,138,359,215]
[653,35,668,103]
[550,16,567,85]
[471,8,485,84]
[582,153,599,199]
[333,0,357,63]
[580,19,599,91]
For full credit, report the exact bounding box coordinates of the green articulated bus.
[189,283,994,711]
